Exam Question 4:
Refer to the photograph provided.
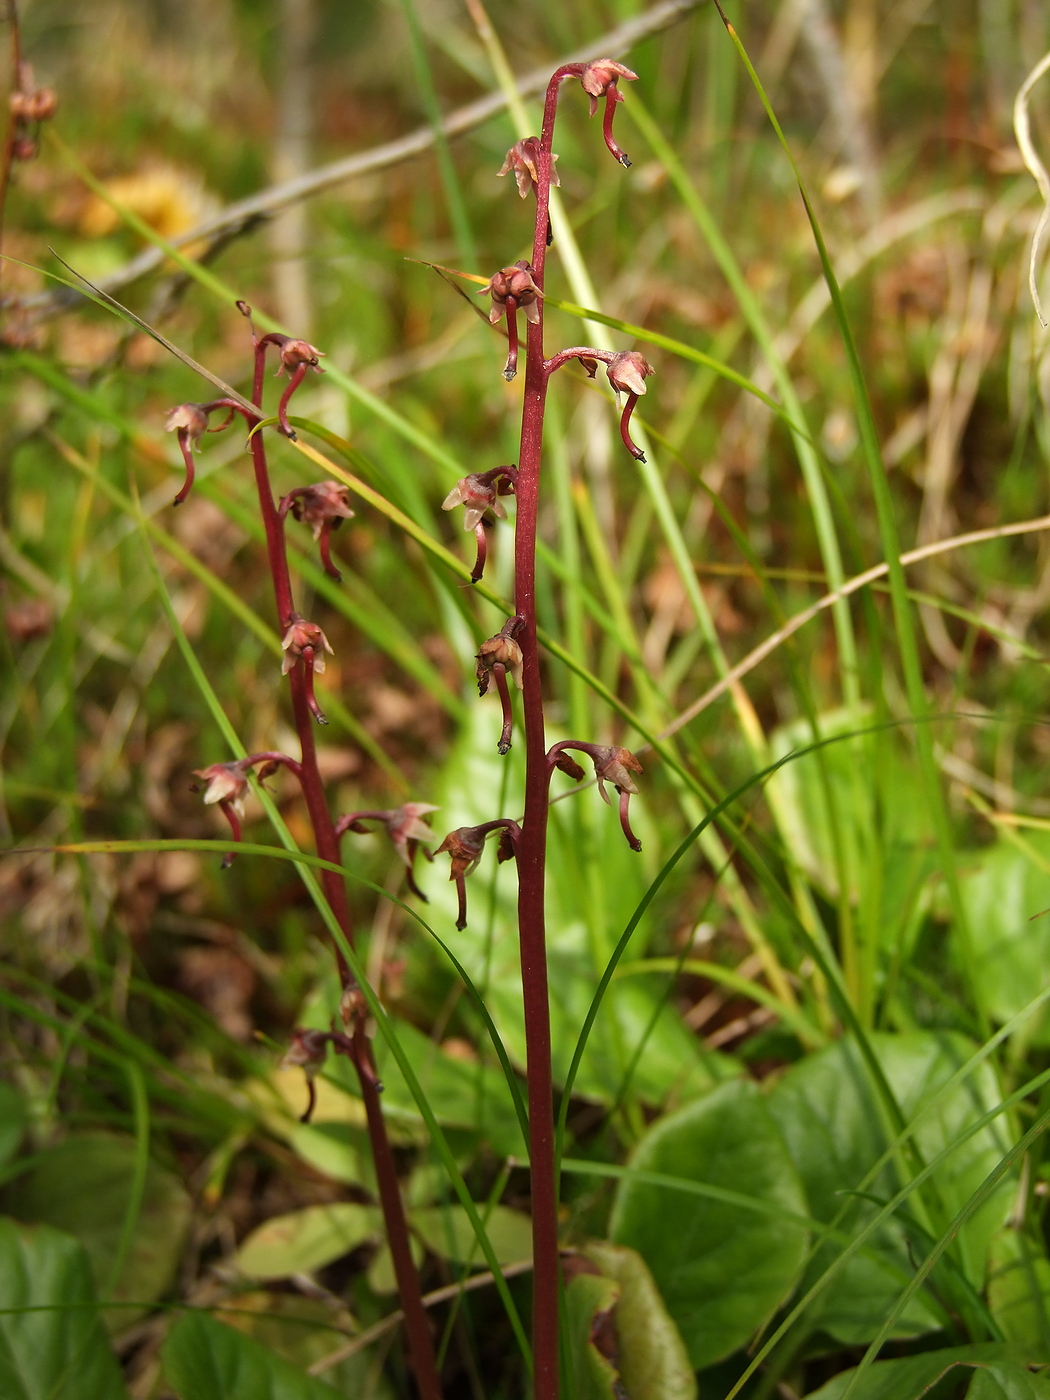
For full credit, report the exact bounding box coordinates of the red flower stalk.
[279,480,355,580]
[442,466,516,582]
[544,346,655,462]
[435,819,520,930]
[335,802,439,901]
[165,403,209,505]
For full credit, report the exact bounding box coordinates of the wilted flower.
[441,466,516,582]
[476,633,524,694]
[281,616,333,676]
[436,820,519,929]
[546,741,644,851]
[276,338,326,376]
[280,481,355,580]
[282,1027,332,1123]
[498,137,560,199]
[336,802,439,900]
[476,618,525,753]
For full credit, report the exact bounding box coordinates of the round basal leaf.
[409,1204,532,1266]
[567,1271,622,1400]
[957,832,1050,1042]
[987,1228,1050,1364]
[0,1131,192,1332]
[161,1312,342,1400]
[582,1241,697,1400]
[236,1204,381,1280]
[0,1217,128,1400]
[768,1032,1012,1345]
[0,1086,26,1172]
[609,1078,809,1368]
[804,1345,1050,1400]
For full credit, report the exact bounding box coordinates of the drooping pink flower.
[281,616,334,675]
[606,351,654,398]
[442,475,508,533]
[192,760,251,816]
[481,262,542,327]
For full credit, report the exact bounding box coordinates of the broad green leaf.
[366,1234,425,1295]
[987,1227,1050,1363]
[211,1293,389,1399]
[161,1312,343,1400]
[410,1204,531,1266]
[566,1271,622,1400]
[0,1085,25,1171]
[0,1132,192,1332]
[235,1204,381,1280]
[582,1241,697,1400]
[609,1078,809,1367]
[805,1345,1050,1400]
[768,1033,1013,1344]
[0,1217,128,1400]
[957,833,1050,1042]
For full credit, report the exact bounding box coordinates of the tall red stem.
[511,65,578,1400]
[247,387,441,1400]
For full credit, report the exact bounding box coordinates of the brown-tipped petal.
[277,362,307,437]
[619,393,646,462]
[602,86,632,167]
[522,299,541,326]
[471,521,488,584]
[493,664,514,755]
[619,789,642,852]
[172,430,196,506]
[318,522,342,581]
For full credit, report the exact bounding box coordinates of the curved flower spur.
[441,464,517,583]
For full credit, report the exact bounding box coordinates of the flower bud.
[281,616,334,676]
[481,262,542,327]
[277,339,326,375]
[475,633,524,695]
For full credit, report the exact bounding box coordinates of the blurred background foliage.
[4,0,1050,1396]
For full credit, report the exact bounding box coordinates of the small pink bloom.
[606,351,654,398]
[276,338,326,376]
[591,745,643,801]
[498,137,560,199]
[579,59,638,115]
[442,475,508,532]
[286,481,354,540]
[281,616,334,675]
[192,761,251,816]
[481,262,542,327]
[165,402,209,451]
[385,802,440,866]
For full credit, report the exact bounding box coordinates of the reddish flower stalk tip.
[218,800,242,867]
[276,361,307,437]
[471,521,488,584]
[619,392,645,462]
[165,403,209,505]
[436,819,519,930]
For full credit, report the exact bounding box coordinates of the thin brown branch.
[654,514,1050,746]
[308,1259,535,1376]
[18,0,702,317]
